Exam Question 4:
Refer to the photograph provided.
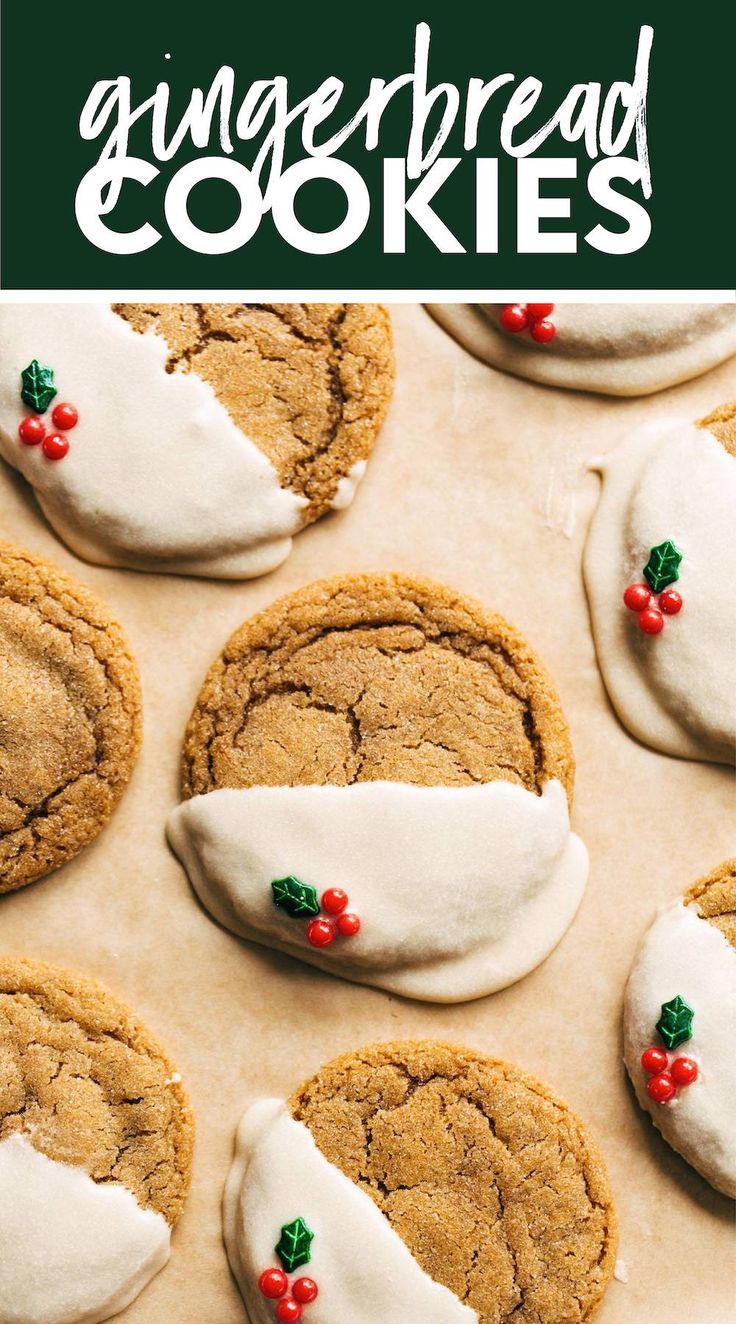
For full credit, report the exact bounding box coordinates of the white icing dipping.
[329,459,367,510]
[0,1134,170,1324]
[167,778,587,1003]
[426,304,736,396]
[0,305,307,578]
[623,901,736,1198]
[223,1099,476,1323]
[584,421,736,764]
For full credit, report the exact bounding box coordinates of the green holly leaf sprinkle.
[656,995,694,1049]
[271,875,320,919]
[21,361,57,414]
[643,540,683,593]
[275,1217,314,1272]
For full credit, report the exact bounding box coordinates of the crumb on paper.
[614,1258,629,1284]
[165,1072,182,1086]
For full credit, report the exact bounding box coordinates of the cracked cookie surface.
[182,573,574,799]
[289,1041,616,1323]
[0,957,193,1224]
[0,544,141,894]
[113,303,394,519]
[685,858,736,949]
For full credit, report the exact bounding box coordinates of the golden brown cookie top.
[181,573,575,802]
[0,543,142,894]
[113,303,394,519]
[0,958,193,1225]
[289,1040,616,1324]
[698,401,736,457]
[685,859,736,950]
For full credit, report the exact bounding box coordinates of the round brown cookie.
[426,304,736,396]
[182,573,574,801]
[684,858,736,949]
[113,303,394,520]
[623,862,736,1197]
[697,400,736,458]
[0,543,142,894]
[0,957,193,1224]
[288,1040,617,1324]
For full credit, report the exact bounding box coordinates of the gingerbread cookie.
[583,402,736,763]
[0,957,193,1323]
[167,574,588,1002]
[0,304,393,578]
[0,543,141,894]
[623,862,736,1198]
[224,1040,617,1324]
[427,303,736,396]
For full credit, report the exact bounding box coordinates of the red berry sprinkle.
[18,416,46,446]
[647,1071,676,1103]
[306,918,336,948]
[659,589,683,616]
[670,1056,698,1087]
[275,1300,302,1323]
[623,583,651,613]
[321,887,348,915]
[42,433,70,461]
[500,304,529,333]
[529,318,557,343]
[336,912,361,938]
[258,1268,288,1299]
[638,607,664,635]
[292,1278,319,1304]
[527,303,555,318]
[641,1046,668,1075]
[51,402,79,430]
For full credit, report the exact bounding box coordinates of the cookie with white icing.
[0,542,142,894]
[167,573,588,1002]
[0,957,194,1324]
[0,304,393,578]
[224,1041,617,1324]
[623,862,736,1197]
[583,402,736,763]
[426,303,736,396]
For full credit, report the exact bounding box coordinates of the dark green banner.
[1,1,733,291]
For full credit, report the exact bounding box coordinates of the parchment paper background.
[0,305,733,1323]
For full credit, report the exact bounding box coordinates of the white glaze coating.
[167,779,587,1003]
[426,304,736,395]
[0,305,308,578]
[329,459,367,509]
[223,1099,476,1323]
[0,1134,170,1324]
[623,901,736,1198]
[583,420,736,763]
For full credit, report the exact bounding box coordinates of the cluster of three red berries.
[499,302,557,343]
[306,887,361,948]
[623,582,682,635]
[18,401,79,461]
[641,1046,698,1103]
[258,1268,318,1321]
